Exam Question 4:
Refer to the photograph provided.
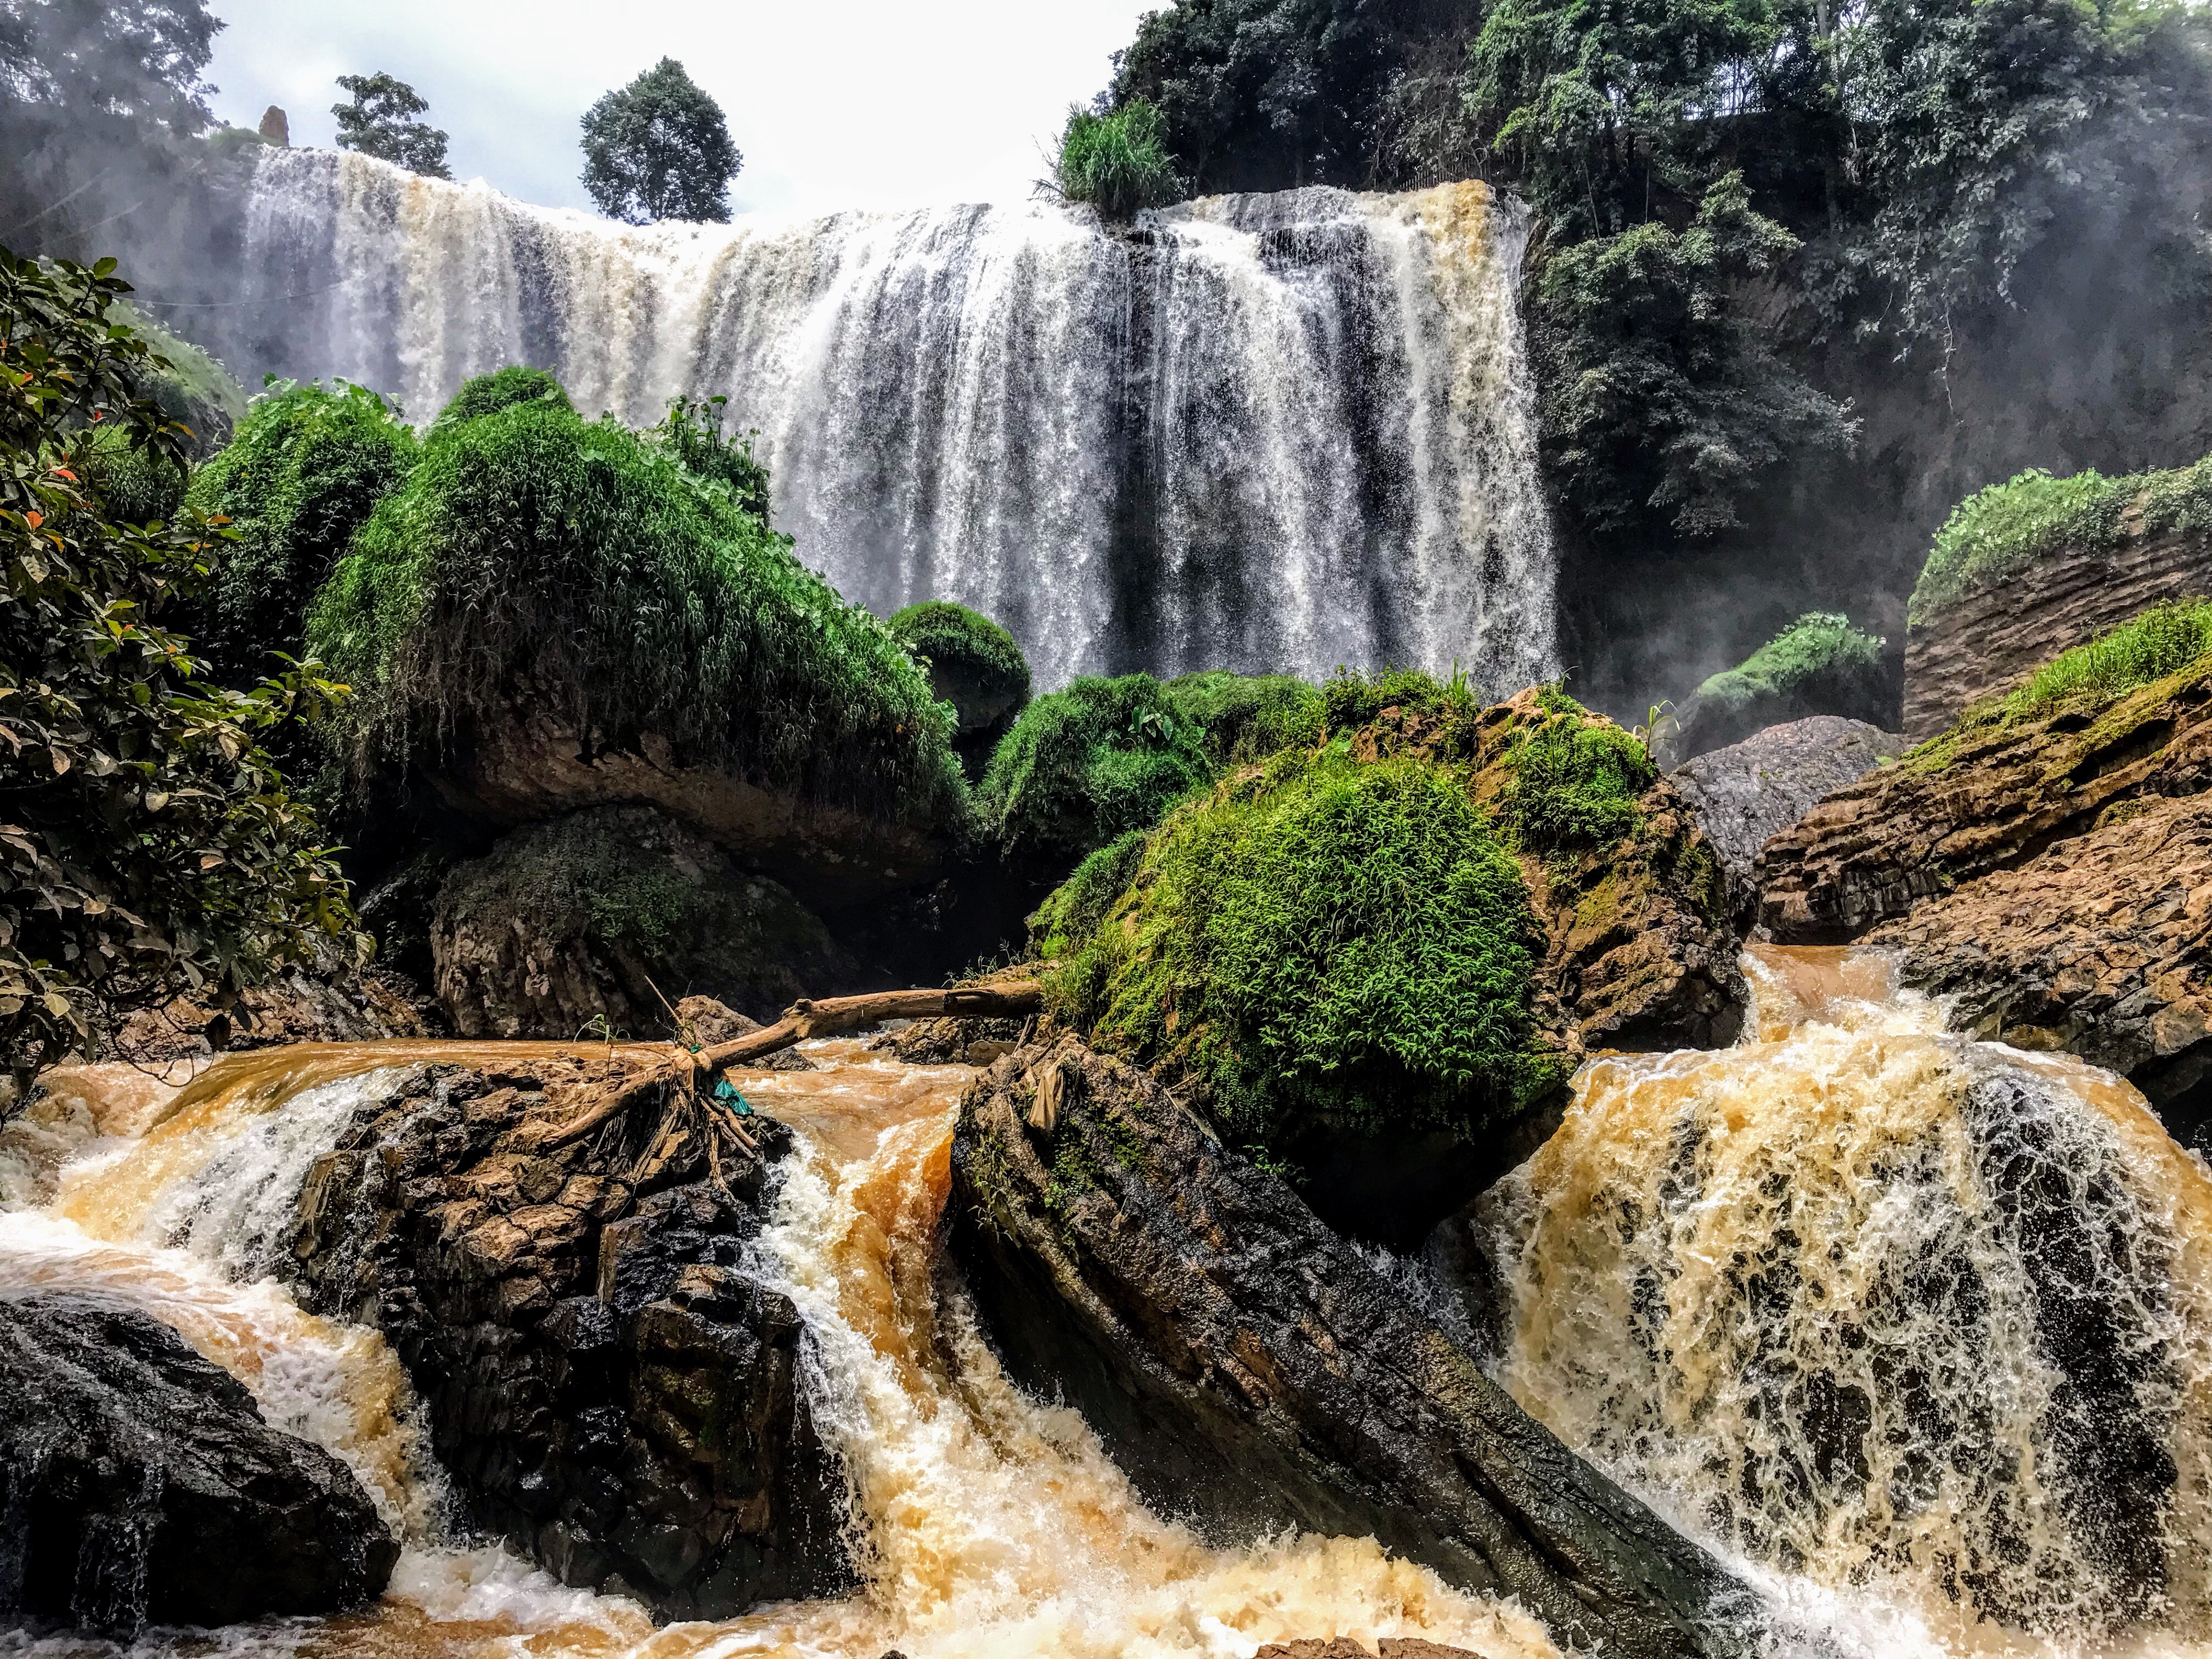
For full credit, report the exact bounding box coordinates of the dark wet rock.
[0,1291,396,1637]
[109,935,435,1067]
[950,1030,1754,1659]
[1669,716,1908,923]
[432,804,857,1038]
[280,1056,853,1620]
[871,1014,1028,1068]
[675,996,817,1071]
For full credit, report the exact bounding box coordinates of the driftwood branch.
[539,980,1043,1149]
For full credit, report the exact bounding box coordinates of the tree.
[0,248,363,1096]
[580,58,742,224]
[332,72,451,179]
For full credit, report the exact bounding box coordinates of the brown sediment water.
[1489,945,2212,1657]
[0,1036,1555,1659]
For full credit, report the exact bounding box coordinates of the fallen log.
[693,981,1045,1071]
[539,980,1043,1149]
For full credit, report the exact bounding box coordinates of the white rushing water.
[202,151,1556,692]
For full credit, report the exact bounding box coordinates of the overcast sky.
[201,0,1156,218]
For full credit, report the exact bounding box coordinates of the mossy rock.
[888,601,1032,776]
[1658,612,1891,766]
[185,380,418,685]
[431,805,856,1037]
[1031,679,1743,1225]
[303,380,967,874]
[430,366,572,432]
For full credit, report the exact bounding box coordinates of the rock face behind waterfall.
[0,1291,397,1637]
[949,1031,1754,1659]
[280,1058,853,1618]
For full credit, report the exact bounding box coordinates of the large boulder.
[1668,716,1907,923]
[950,1031,1755,1659]
[0,1291,396,1638]
[280,1056,852,1619]
[431,805,860,1037]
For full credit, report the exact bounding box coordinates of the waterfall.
[1482,946,2212,1655]
[205,150,1556,692]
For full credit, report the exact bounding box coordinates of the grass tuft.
[1053,100,1183,219]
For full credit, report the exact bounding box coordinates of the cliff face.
[1904,529,2212,739]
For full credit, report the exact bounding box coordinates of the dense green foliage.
[2012,597,2212,712]
[1100,0,2212,558]
[430,366,572,432]
[1493,687,1655,854]
[332,72,451,179]
[1028,828,1149,959]
[183,381,419,683]
[975,674,1213,866]
[648,393,771,522]
[0,249,358,1089]
[306,388,964,831]
[1909,459,2212,624]
[1695,611,1886,709]
[1163,671,1324,764]
[1053,101,1184,218]
[581,58,743,224]
[1051,747,1562,1156]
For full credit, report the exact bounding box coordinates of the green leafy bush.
[1696,612,1886,709]
[1164,671,1324,764]
[1494,688,1654,855]
[650,393,772,523]
[1052,748,1562,1156]
[1,250,360,1089]
[975,673,1212,866]
[430,365,572,432]
[1053,101,1183,219]
[307,393,966,832]
[184,380,418,681]
[1910,459,2212,624]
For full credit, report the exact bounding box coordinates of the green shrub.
[84,422,189,527]
[1497,696,1654,855]
[975,673,1212,865]
[430,365,572,432]
[307,397,965,832]
[1164,671,1323,764]
[889,601,1033,737]
[1054,100,1183,219]
[648,392,772,523]
[1695,612,1886,711]
[2014,597,2212,713]
[1910,459,2212,626]
[184,380,419,682]
[1053,748,1564,1156]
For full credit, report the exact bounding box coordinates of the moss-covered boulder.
[1034,674,1742,1237]
[304,382,967,895]
[430,805,857,1037]
[427,364,572,431]
[184,380,418,685]
[887,601,1032,777]
[1656,612,1892,767]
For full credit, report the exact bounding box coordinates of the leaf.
[49,746,70,775]
[22,511,40,529]
[41,991,71,1017]
[198,854,225,871]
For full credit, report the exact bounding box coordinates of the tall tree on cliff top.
[332,72,452,179]
[580,58,742,224]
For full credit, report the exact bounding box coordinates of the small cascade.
[1484,946,2212,1656]
[204,151,1556,692]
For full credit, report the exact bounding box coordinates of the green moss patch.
[306,391,964,833]
[1910,459,2212,626]
[1164,671,1324,765]
[1491,687,1655,858]
[184,380,419,681]
[1049,748,1564,1157]
[889,601,1033,743]
[1694,611,1886,716]
[431,365,573,431]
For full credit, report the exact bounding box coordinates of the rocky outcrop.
[951,1031,1754,1659]
[872,1013,1028,1067]
[279,1056,853,1619]
[1669,717,1908,923]
[1905,529,2212,740]
[428,689,947,903]
[111,940,435,1067]
[432,805,860,1037]
[0,1291,396,1638]
[1759,660,2212,942]
[1869,792,2212,1144]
